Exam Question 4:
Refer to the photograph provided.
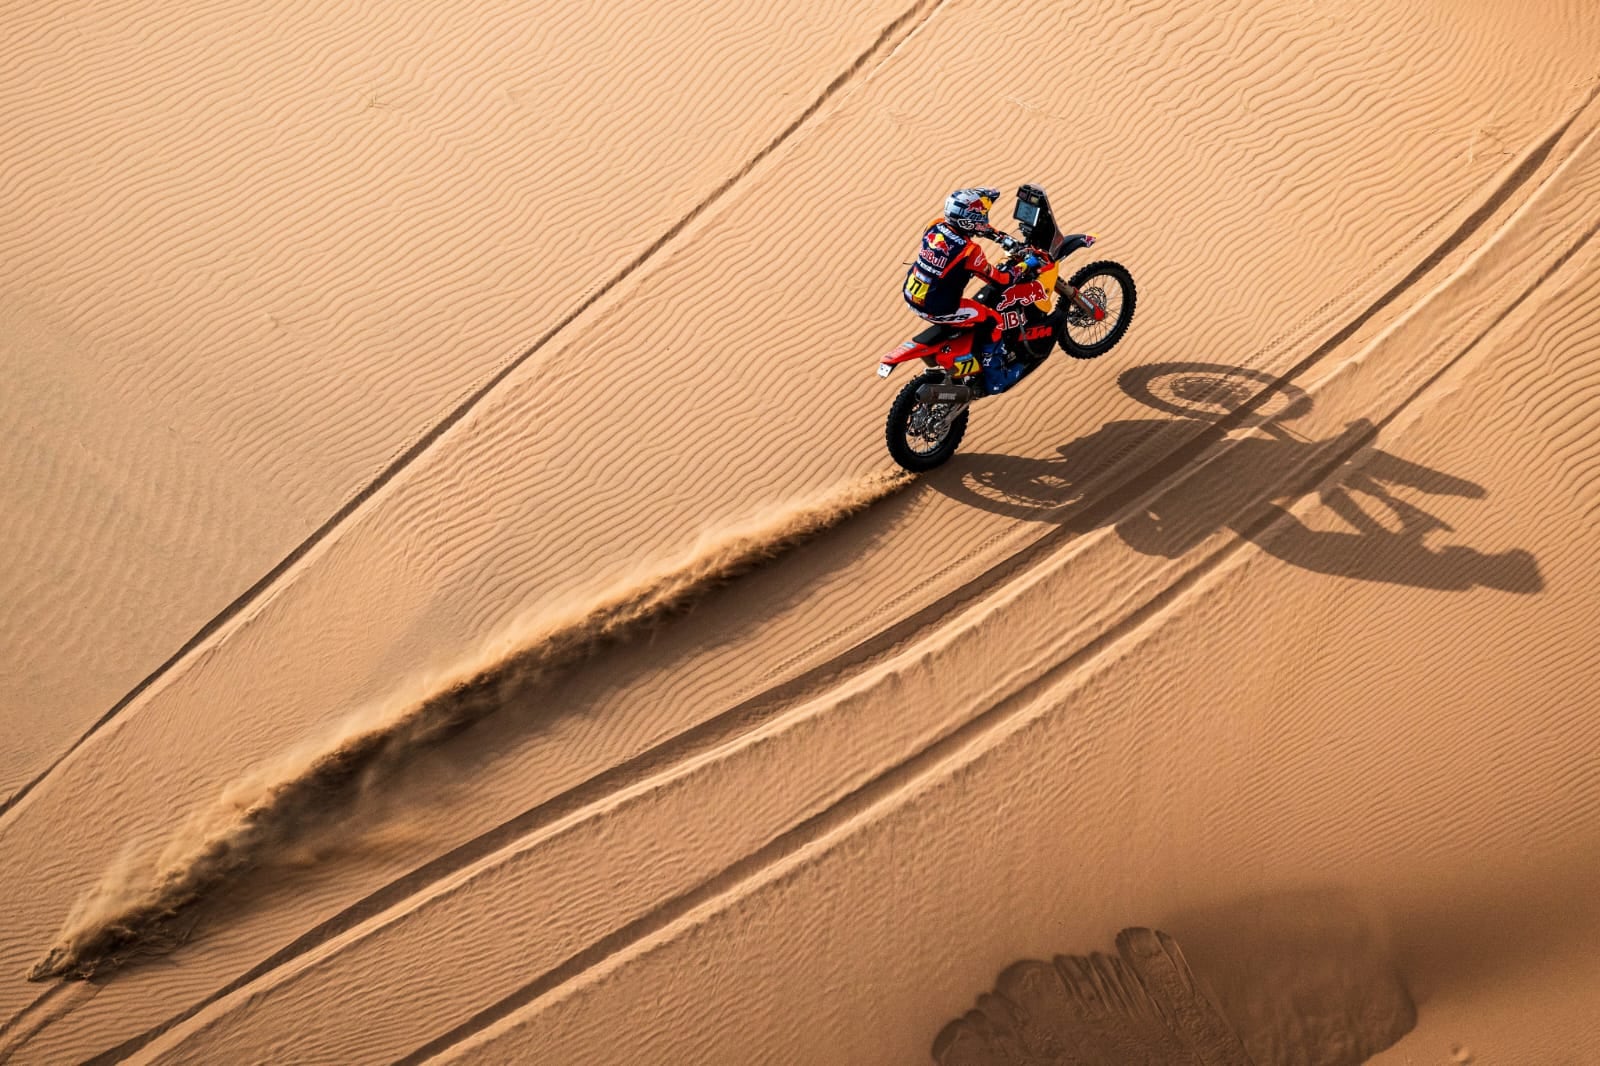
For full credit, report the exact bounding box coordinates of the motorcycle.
[876,184,1137,472]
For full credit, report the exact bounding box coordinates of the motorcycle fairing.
[878,258,1063,377]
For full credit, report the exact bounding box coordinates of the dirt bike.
[876,184,1137,472]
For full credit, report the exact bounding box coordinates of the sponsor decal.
[996,280,1047,312]
[924,307,981,324]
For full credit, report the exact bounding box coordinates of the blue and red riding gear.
[902,187,1034,320]
[903,187,1042,394]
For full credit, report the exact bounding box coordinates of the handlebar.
[990,230,1024,252]
[988,229,1048,274]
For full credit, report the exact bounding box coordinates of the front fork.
[1056,280,1101,317]
[1037,263,1102,319]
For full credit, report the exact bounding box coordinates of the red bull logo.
[996,280,1047,312]
[927,231,949,250]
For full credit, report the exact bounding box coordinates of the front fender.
[1054,232,1099,257]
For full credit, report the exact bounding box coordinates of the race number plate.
[877,362,893,378]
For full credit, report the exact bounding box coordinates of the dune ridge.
[27,472,907,983]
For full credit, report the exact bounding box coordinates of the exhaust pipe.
[916,383,975,405]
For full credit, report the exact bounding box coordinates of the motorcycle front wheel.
[1057,259,1136,359]
[885,371,970,473]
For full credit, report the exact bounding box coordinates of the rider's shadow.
[937,362,1541,593]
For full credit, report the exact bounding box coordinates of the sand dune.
[0,0,916,803]
[3,0,1599,1062]
[361,104,1600,1064]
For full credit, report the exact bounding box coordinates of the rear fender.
[876,331,977,378]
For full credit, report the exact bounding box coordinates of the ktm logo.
[1023,325,1052,340]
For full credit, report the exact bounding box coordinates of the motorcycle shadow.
[932,362,1541,594]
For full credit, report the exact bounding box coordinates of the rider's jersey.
[903,217,1022,317]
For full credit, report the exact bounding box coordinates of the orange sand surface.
[3,0,1598,1062]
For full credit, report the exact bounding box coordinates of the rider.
[903,187,1044,380]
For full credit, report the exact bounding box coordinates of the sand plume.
[27,472,908,982]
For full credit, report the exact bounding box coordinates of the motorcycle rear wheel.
[885,371,970,473]
[1057,259,1136,359]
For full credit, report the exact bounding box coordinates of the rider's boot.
[980,339,1020,395]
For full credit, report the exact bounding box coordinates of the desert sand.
[3,0,1598,1061]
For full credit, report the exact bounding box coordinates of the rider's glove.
[1020,252,1043,278]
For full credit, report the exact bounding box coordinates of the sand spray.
[30,471,910,980]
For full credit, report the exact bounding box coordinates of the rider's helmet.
[943,187,1001,234]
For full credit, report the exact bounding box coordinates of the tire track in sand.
[0,0,950,828]
[86,84,1598,1066]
